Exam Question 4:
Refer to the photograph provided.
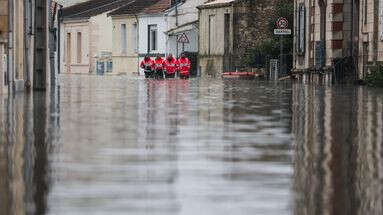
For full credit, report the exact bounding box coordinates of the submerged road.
[1,74,383,215]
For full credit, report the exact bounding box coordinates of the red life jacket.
[154,58,164,70]
[177,57,191,75]
[140,58,154,70]
[163,58,177,74]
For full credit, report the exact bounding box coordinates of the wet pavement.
[0,74,383,215]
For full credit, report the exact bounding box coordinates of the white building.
[166,0,204,57]
[108,0,203,75]
[108,0,172,75]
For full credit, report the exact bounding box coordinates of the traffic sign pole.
[280,35,283,75]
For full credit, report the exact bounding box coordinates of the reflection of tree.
[292,83,383,215]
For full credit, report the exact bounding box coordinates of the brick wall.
[232,0,279,67]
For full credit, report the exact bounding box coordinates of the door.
[66,33,71,73]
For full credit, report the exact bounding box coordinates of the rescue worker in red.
[140,55,154,78]
[177,53,191,79]
[153,54,164,79]
[163,54,177,78]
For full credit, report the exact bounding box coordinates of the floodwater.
[0,74,382,215]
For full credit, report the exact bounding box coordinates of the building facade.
[108,0,172,75]
[293,0,383,81]
[0,0,58,95]
[166,0,204,57]
[198,0,279,76]
[60,0,134,74]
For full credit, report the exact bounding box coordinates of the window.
[66,33,72,72]
[208,15,215,55]
[132,23,137,52]
[224,13,231,54]
[77,32,82,63]
[121,24,127,53]
[297,4,305,54]
[148,25,157,52]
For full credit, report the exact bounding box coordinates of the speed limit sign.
[276,17,289,29]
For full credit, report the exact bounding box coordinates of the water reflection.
[292,83,383,215]
[0,88,60,215]
[1,75,383,215]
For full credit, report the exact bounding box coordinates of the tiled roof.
[62,0,135,19]
[108,0,171,16]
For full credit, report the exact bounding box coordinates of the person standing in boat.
[154,54,164,79]
[140,55,154,78]
[163,54,177,79]
[177,53,191,79]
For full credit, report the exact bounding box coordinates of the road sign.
[274,29,292,35]
[177,33,190,44]
[276,17,288,29]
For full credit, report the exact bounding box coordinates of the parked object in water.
[222,71,257,79]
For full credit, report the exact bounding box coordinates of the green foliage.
[364,64,383,87]
[242,0,294,68]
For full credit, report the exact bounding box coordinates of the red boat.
[222,71,257,79]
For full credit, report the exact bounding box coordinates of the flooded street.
[1,74,383,215]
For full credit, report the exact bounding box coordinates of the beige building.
[198,0,279,76]
[61,0,134,74]
[109,15,139,75]
[108,0,172,75]
[293,0,383,81]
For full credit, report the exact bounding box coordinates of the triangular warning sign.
[177,33,190,43]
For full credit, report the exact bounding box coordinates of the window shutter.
[298,4,306,54]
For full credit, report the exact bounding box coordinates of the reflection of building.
[292,83,383,215]
[0,83,60,214]
[197,0,279,76]
[293,0,383,80]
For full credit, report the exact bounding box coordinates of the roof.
[108,0,172,16]
[62,0,135,19]
[166,20,198,35]
[197,0,236,9]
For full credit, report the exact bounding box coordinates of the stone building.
[293,0,383,81]
[0,0,60,95]
[197,0,279,76]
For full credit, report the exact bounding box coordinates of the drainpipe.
[175,0,178,26]
[8,0,14,94]
[135,15,140,76]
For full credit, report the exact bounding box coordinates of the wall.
[138,14,168,75]
[89,11,114,73]
[199,5,233,75]
[138,15,168,55]
[166,0,204,56]
[233,0,277,66]
[112,16,139,75]
[63,20,90,74]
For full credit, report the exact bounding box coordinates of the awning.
[166,21,198,36]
